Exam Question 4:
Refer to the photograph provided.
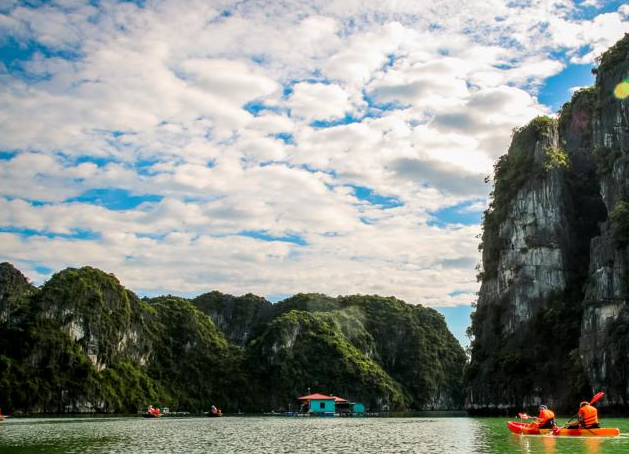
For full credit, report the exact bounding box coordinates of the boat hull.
[507,421,620,437]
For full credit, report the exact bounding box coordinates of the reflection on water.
[585,438,602,454]
[0,417,628,453]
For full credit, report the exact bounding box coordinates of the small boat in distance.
[206,405,222,417]
[143,405,162,418]
[507,421,620,437]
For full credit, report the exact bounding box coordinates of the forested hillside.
[0,263,465,414]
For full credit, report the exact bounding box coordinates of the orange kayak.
[507,421,620,437]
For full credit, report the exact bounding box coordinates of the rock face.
[0,266,237,413]
[264,294,468,410]
[0,266,466,414]
[0,262,34,324]
[192,291,272,346]
[580,36,629,409]
[245,309,407,411]
[467,35,629,413]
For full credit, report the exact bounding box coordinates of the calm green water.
[1,416,629,453]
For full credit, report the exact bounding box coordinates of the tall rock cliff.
[580,36,629,409]
[467,35,629,413]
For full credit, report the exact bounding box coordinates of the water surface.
[1,416,629,453]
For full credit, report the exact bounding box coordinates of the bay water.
[2,416,629,453]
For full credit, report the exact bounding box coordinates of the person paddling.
[578,401,600,428]
[566,401,600,429]
[535,404,556,429]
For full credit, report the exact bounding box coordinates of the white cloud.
[0,0,625,308]
[547,8,629,64]
[288,82,352,122]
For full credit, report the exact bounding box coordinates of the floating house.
[296,393,365,416]
[351,402,365,414]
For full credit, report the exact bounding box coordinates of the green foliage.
[35,267,141,366]
[0,262,35,324]
[610,201,629,246]
[97,362,162,413]
[147,296,241,412]
[0,266,467,414]
[264,294,467,410]
[245,309,408,411]
[467,291,590,412]
[596,33,629,72]
[543,147,569,171]
[592,146,622,176]
[192,291,272,345]
[0,316,99,413]
[558,86,597,133]
[491,116,556,218]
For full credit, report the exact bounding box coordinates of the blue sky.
[0,0,627,346]
[538,63,596,111]
[436,305,474,348]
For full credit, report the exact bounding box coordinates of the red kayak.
[507,421,620,437]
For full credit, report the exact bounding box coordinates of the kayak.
[507,421,620,437]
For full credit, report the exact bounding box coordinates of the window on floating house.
[320,402,325,409]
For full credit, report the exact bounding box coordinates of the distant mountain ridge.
[0,262,466,414]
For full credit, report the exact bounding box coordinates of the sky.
[0,0,627,347]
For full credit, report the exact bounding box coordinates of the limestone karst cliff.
[467,35,629,413]
[0,263,466,414]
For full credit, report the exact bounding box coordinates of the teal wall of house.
[309,399,335,413]
[351,403,365,413]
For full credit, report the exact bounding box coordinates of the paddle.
[556,392,605,433]
[590,392,605,405]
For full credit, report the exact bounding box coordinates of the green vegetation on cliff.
[610,201,629,246]
[596,32,629,72]
[0,264,466,414]
[192,291,272,345]
[468,35,628,414]
[269,294,467,409]
[479,116,558,279]
[245,309,407,410]
[0,262,34,324]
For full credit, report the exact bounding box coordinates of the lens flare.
[614,80,629,100]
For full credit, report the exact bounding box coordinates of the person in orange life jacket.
[567,401,600,429]
[534,405,556,429]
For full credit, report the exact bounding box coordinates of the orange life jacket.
[537,408,555,427]
[578,404,598,427]
[538,408,555,424]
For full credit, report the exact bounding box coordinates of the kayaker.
[577,401,599,428]
[566,401,599,429]
[535,404,556,429]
